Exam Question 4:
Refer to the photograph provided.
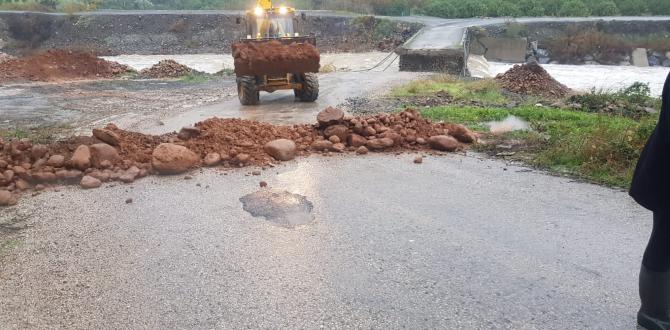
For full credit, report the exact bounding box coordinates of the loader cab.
[245,7,298,39]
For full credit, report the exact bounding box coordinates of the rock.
[428,135,460,152]
[70,145,91,170]
[119,166,140,183]
[332,143,346,152]
[177,126,201,140]
[264,139,297,161]
[446,124,477,143]
[80,175,102,189]
[32,171,57,183]
[632,48,649,67]
[125,198,133,204]
[90,143,121,168]
[328,135,341,144]
[414,156,423,164]
[34,184,46,191]
[0,190,16,206]
[0,160,7,169]
[15,179,30,190]
[311,140,333,151]
[55,169,82,181]
[31,144,49,160]
[366,138,395,150]
[316,106,344,126]
[356,146,369,155]
[252,170,261,176]
[347,134,367,148]
[151,143,199,175]
[92,128,121,146]
[260,181,268,188]
[46,155,66,168]
[649,56,661,66]
[380,131,402,145]
[363,126,377,137]
[235,153,251,165]
[204,152,222,166]
[3,170,14,182]
[663,59,670,67]
[323,124,349,142]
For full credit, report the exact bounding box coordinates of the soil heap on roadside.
[232,41,320,76]
[0,49,131,83]
[139,59,194,78]
[496,62,570,98]
[0,108,477,206]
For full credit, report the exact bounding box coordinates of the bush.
[558,0,591,16]
[568,82,660,119]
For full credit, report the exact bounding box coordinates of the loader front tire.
[238,76,259,106]
[294,73,319,102]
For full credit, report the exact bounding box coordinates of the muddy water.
[240,190,314,228]
[102,52,399,74]
[489,62,669,96]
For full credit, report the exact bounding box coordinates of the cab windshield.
[252,14,295,38]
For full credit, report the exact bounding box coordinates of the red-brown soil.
[0,49,131,83]
[496,62,571,98]
[232,41,320,76]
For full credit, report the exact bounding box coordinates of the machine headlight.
[254,6,264,16]
[278,6,288,14]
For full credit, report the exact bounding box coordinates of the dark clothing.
[643,212,670,272]
[630,72,670,212]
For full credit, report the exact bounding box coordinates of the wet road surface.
[0,154,649,329]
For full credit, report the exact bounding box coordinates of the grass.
[179,72,212,83]
[391,75,508,106]
[422,105,657,187]
[0,126,71,143]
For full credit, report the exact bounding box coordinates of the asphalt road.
[0,153,650,329]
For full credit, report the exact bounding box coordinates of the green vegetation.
[179,72,211,83]
[569,82,661,118]
[391,75,660,187]
[423,105,656,187]
[1,0,668,17]
[391,75,508,106]
[0,126,70,143]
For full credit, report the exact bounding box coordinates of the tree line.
[1,0,668,16]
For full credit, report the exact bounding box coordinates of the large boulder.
[92,128,121,146]
[347,134,367,148]
[90,143,121,168]
[445,124,477,143]
[30,144,49,160]
[264,139,297,161]
[323,125,349,142]
[316,106,344,127]
[177,126,201,140]
[428,135,460,152]
[46,155,65,168]
[366,138,395,150]
[151,143,199,175]
[311,140,333,151]
[70,145,91,170]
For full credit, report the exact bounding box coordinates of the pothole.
[240,190,314,228]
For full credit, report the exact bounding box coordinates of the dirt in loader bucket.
[232,41,320,76]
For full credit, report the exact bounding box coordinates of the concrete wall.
[399,52,464,74]
[469,37,527,63]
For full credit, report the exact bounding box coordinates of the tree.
[646,0,670,15]
[455,0,488,17]
[486,0,521,17]
[421,0,457,18]
[558,0,591,16]
[615,0,648,15]
[518,0,546,16]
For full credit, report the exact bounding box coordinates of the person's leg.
[639,211,670,330]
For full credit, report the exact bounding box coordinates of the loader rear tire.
[295,73,319,102]
[238,76,259,106]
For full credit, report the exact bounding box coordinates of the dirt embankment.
[0,12,422,56]
[0,49,131,82]
[0,108,476,206]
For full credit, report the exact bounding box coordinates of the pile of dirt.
[495,62,570,98]
[0,50,132,83]
[139,59,194,78]
[232,41,320,76]
[0,108,476,205]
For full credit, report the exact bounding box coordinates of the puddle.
[240,190,314,228]
[487,115,530,134]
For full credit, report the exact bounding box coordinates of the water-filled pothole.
[240,190,314,228]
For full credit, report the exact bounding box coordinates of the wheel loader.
[233,0,320,105]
